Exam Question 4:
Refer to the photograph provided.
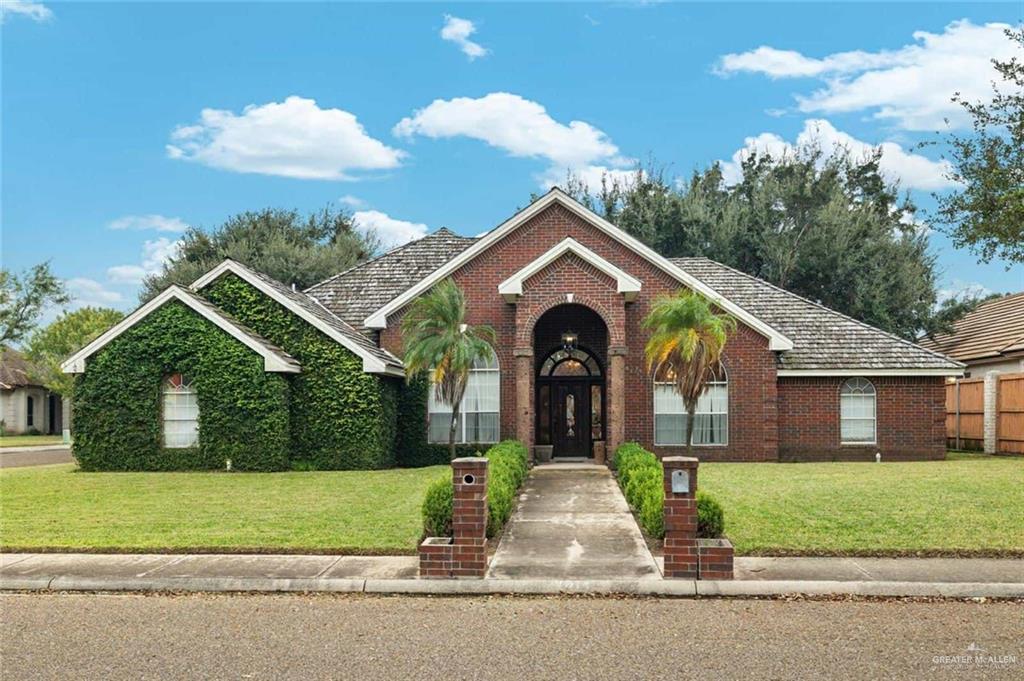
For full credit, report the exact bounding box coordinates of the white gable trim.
[777,368,964,377]
[364,189,793,351]
[61,286,300,374]
[191,260,402,376]
[498,237,641,303]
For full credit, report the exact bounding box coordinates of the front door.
[553,383,590,458]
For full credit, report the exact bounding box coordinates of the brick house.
[63,189,964,468]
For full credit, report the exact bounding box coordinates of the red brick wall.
[778,376,946,461]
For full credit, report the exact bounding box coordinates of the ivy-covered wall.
[203,274,397,469]
[394,374,497,467]
[73,301,291,471]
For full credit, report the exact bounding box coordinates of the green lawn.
[0,465,446,553]
[1,435,64,448]
[699,453,1024,556]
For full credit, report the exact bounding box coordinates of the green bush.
[420,440,529,538]
[612,442,725,539]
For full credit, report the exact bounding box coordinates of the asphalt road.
[2,593,1021,680]
[0,447,73,469]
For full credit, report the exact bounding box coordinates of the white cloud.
[353,210,428,250]
[937,279,993,305]
[718,119,957,191]
[537,164,640,192]
[339,195,365,208]
[106,237,182,285]
[440,15,489,60]
[167,96,405,180]
[394,92,632,188]
[715,20,1017,130]
[1,0,53,22]
[108,214,188,233]
[66,278,123,307]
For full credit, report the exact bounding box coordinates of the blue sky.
[2,1,1021,314]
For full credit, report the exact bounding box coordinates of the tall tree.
[933,28,1024,264]
[25,307,125,395]
[141,206,379,301]
[401,279,496,461]
[643,291,735,457]
[0,263,70,346]
[562,146,943,341]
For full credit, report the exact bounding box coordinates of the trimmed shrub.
[612,442,725,539]
[420,440,529,538]
[73,301,291,471]
[204,273,397,469]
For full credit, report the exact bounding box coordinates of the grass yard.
[1,435,64,448]
[699,452,1024,557]
[0,464,447,554]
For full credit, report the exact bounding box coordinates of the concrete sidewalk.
[2,553,1021,598]
[0,445,73,468]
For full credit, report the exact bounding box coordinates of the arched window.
[163,373,199,448]
[840,377,876,444]
[427,349,500,444]
[653,363,728,446]
[539,348,602,377]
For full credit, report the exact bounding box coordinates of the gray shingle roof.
[172,286,302,372]
[671,258,964,371]
[305,228,476,330]
[215,260,402,371]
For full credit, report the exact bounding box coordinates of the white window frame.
[840,377,877,445]
[162,373,199,449]
[427,350,500,445]
[653,363,729,447]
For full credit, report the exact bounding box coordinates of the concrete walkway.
[0,445,73,468]
[486,463,660,580]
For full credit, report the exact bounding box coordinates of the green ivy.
[203,273,397,469]
[394,374,496,467]
[72,301,291,471]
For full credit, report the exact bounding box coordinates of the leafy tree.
[0,263,70,346]
[642,291,735,457]
[932,28,1023,264]
[562,146,944,341]
[401,279,496,461]
[25,307,125,395]
[141,206,379,301]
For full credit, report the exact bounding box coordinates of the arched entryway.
[533,304,608,459]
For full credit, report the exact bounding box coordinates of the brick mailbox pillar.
[419,457,489,579]
[662,456,699,579]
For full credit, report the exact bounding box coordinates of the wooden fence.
[945,372,1024,454]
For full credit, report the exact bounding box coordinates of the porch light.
[561,330,578,351]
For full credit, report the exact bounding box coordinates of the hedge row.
[422,440,529,538]
[613,443,725,539]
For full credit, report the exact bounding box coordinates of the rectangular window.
[163,373,199,448]
[654,381,728,446]
[840,392,876,443]
[427,367,500,444]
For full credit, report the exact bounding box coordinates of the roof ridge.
[304,227,473,294]
[671,256,964,368]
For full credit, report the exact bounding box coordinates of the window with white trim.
[653,363,728,446]
[428,350,500,444]
[162,373,199,448]
[840,377,876,444]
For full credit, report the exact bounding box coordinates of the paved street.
[2,593,1020,680]
[0,446,73,469]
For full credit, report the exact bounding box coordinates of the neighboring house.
[62,189,963,470]
[919,292,1024,377]
[1,348,62,436]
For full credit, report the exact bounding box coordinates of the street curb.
[3,576,1021,598]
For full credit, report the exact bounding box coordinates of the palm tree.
[402,279,497,461]
[642,291,735,457]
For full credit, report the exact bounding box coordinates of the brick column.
[662,456,699,579]
[451,457,489,577]
[983,372,998,454]
[514,348,533,451]
[608,346,627,456]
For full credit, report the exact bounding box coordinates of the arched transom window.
[539,348,602,377]
[840,377,876,444]
[653,363,728,446]
[428,349,500,444]
[163,373,199,448]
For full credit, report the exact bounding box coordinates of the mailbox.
[671,469,690,494]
